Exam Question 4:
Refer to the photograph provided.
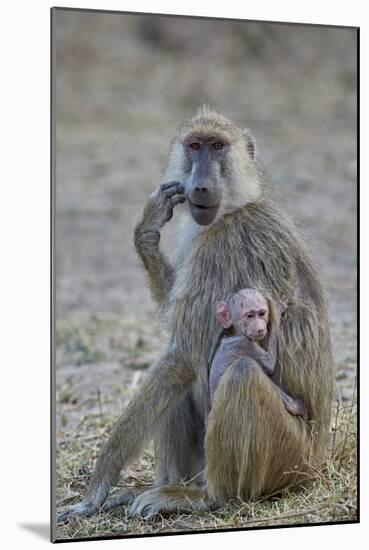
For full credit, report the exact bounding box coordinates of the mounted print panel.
[51,7,358,542]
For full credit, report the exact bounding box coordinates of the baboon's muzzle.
[188,200,219,226]
[188,152,220,225]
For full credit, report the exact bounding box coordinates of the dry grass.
[55,397,357,541]
[55,315,357,540]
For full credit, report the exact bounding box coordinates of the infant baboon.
[208,289,307,420]
[58,107,333,521]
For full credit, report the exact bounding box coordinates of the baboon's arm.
[134,227,174,306]
[242,327,278,376]
[260,323,307,420]
[134,182,185,306]
[215,334,277,376]
[252,300,287,375]
[250,325,307,420]
[57,350,195,524]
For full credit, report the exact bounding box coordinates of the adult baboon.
[58,107,333,521]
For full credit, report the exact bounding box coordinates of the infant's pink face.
[230,289,269,341]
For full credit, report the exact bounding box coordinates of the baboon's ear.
[216,302,233,329]
[243,128,256,160]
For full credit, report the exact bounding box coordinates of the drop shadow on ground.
[18,523,49,542]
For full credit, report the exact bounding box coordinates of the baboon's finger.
[170,195,186,206]
[162,186,180,198]
[161,181,183,192]
[161,184,184,200]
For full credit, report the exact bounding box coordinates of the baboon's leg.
[101,393,205,515]
[206,357,312,501]
[155,390,205,485]
[123,360,311,519]
[57,350,195,524]
[128,485,211,518]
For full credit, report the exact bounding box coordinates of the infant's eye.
[189,142,201,150]
[213,142,224,150]
[259,312,265,317]
[246,313,254,319]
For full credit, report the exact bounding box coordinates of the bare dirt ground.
[54,11,357,540]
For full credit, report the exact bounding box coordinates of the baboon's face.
[182,136,227,226]
[231,293,269,341]
[165,111,260,225]
[216,289,269,341]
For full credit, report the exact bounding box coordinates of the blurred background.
[54,9,357,534]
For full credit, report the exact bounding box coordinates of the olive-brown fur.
[57,107,333,522]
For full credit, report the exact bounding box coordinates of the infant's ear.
[216,302,233,329]
[243,128,256,160]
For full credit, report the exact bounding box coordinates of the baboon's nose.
[194,186,208,193]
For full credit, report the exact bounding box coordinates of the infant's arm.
[248,326,278,375]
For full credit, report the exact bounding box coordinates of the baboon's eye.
[213,142,224,150]
[189,142,201,150]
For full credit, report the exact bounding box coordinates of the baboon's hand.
[144,182,186,231]
[281,391,308,421]
[57,498,99,524]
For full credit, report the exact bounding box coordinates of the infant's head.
[216,289,269,341]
